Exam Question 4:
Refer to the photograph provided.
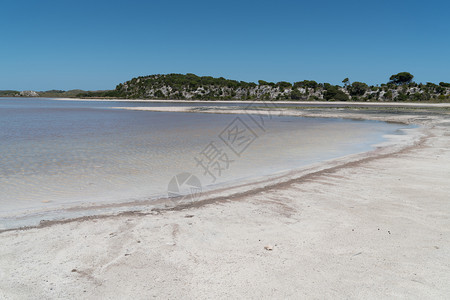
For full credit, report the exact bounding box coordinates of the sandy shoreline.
[44,97,450,107]
[9,96,448,109]
[0,107,422,231]
[0,107,449,298]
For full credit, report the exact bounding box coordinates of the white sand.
[0,108,449,299]
[53,97,450,107]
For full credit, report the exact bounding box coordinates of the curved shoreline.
[1,107,449,298]
[0,108,430,233]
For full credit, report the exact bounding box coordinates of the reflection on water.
[0,98,412,219]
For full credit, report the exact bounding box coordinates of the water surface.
[0,98,413,228]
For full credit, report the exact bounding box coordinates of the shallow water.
[0,98,413,227]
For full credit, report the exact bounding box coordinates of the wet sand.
[0,106,449,299]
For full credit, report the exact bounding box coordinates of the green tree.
[276,81,293,90]
[389,72,414,85]
[293,80,318,89]
[258,80,275,87]
[323,86,349,101]
[348,81,368,96]
[342,78,349,87]
[154,90,164,98]
[290,89,302,100]
[384,90,393,100]
[395,93,408,101]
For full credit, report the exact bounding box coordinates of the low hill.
[0,90,20,97]
[3,73,449,102]
[111,73,450,102]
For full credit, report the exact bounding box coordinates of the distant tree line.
[2,72,448,102]
[99,72,449,102]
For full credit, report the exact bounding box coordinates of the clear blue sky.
[1,0,449,91]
